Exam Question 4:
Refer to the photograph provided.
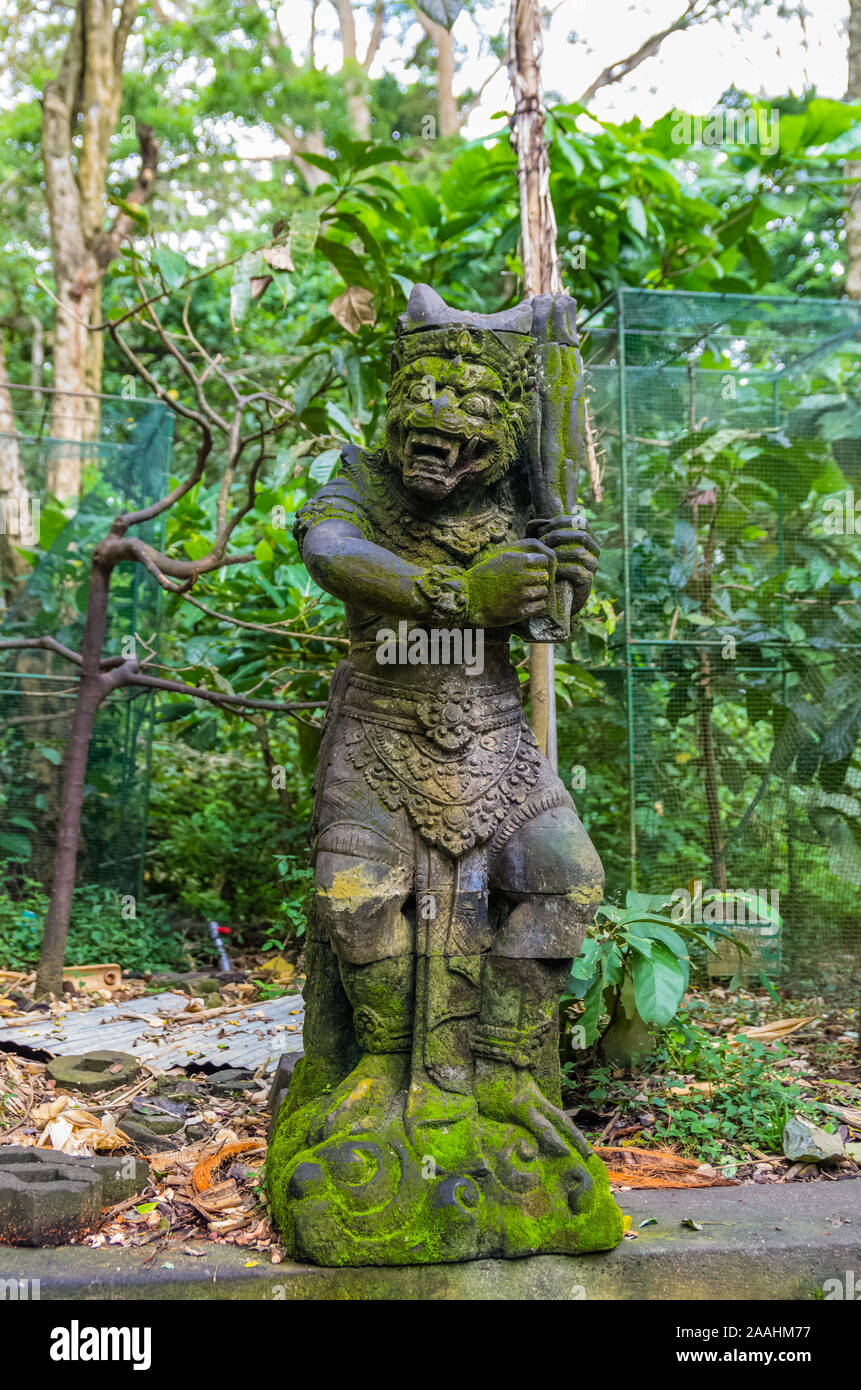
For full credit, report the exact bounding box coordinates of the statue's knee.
[315,851,413,964]
[491,808,603,958]
[492,806,604,902]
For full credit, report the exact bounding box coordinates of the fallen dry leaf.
[730,1016,817,1045]
[259,955,295,984]
[598,1145,739,1189]
[666,1081,720,1098]
[31,1098,130,1154]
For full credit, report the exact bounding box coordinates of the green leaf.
[632,941,688,1026]
[569,935,600,982]
[330,210,388,283]
[184,535,212,561]
[308,448,341,485]
[316,235,373,290]
[292,152,340,176]
[110,196,148,229]
[288,207,321,278]
[634,921,690,961]
[35,745,63,765]
[153,246,187,290]
[578,975,605,1045]
[625,195,648,237]
[230,251,262,328]
[326,402,360,441]
[553,128,585,175]
[600,943,625,989]
[0,832,31,860]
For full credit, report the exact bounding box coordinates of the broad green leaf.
[153,246,187,290]
[625,195,648,237]
[0,833,32,859]
[309,448,341,485]
[632,941,688,1027]
[288,207,321,278]
[316,235,373,290]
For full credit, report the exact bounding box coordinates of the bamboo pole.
[508,0,562,764]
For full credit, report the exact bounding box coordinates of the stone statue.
[266,284,624,1265]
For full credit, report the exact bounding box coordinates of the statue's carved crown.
[392,284,538,394]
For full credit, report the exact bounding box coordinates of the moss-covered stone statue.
[266,284,624,1265]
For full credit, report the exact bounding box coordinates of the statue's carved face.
[386,356,522,501]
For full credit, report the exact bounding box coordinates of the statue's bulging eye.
[410,380,435,402]
[462,395,491,418]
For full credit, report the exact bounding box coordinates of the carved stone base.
[266,1055,624,1267]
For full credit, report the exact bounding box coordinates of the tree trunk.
[416,11,460,136]
[846,0,861,299]
[330,0,371,138]
[41,0,148,493]
[698,650,727,891]
[509,0,561,762]
[34,556,113,997]
[46,270,102,495]
[30,317,44,391]
[0,341,32,603]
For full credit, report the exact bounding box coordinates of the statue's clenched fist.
[464,540,556,627]
[530,512,599,613]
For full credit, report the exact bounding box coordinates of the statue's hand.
[465,541,556,627]
[533,513,599,613]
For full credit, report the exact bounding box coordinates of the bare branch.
[579,0,719,104]
[101,534,255,590]
[113,0,139,74]
[364,0,385,69]
[94,122,159,269]
[0,635,82,665]
[138,281,230,434]
[112,428,214,532]
[178,590,350,643]
[457,59,506,125]
[124,669,326,714]
[109,321,211,429]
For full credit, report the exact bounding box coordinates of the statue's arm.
[301,519,557,628]
[302,519,432,620]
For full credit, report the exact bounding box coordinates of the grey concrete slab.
[1,1182,858,1299]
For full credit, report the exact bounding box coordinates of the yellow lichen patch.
[566,883,603,909]
[348,1076,376,1102]
[319,863,405,913]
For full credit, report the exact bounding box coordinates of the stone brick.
[0,1151,103,1246]
[45,1051,140,1095]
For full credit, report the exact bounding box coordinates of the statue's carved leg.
[309,849,414,1142]
[405,844,491,1177]
[476,805,603,1199]
[282,900,359,1116]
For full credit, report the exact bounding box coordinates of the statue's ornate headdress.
[391,287,538,395]
[392,284,585,521]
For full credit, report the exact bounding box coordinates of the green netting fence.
[0,389,172,908]
[558,288,861,998]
